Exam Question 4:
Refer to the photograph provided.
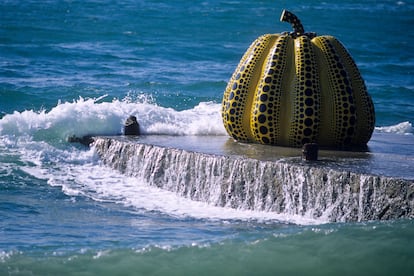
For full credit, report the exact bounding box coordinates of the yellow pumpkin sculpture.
[222,10,375,148]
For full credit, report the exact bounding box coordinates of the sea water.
[1,0,413,275]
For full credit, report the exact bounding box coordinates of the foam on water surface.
[0,98,413,225]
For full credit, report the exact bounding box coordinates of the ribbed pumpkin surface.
[222,10,375,148]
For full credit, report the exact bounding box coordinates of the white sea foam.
[14,139,323,225]
[0,97,412,226]
[54,159,324,225]
[0,250,14,263]
[375,121,413,135]
[1,96,412,139]
[20,156,322,225]
[0,96,227,140]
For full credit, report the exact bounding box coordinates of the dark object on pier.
[124,115,140,136]
[302,143,318,161]
[68,135,94,146]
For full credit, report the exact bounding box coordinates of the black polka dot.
[304,128,312,136]
[305,98,314,106]
[259,126,268,134]
[304,118,313,127]
[258,115,266,123]
[305,108,313,116]
[260,94,268,101]
[305,88,313,96]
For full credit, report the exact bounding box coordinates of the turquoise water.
[1,0,413,275]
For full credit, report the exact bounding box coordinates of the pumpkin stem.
[280,10,305,37]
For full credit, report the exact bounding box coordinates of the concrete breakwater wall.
[92,136,414,222]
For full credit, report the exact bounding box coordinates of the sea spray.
[375,121,413,135]
[0,98,227,140]
[1,97,412,143]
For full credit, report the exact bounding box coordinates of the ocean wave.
[375,121,413,135]
[1,96,412,141]
[0,96,227,141]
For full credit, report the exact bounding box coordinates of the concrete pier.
[92,132,414,222]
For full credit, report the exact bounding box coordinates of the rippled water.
[1,0,413,275]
